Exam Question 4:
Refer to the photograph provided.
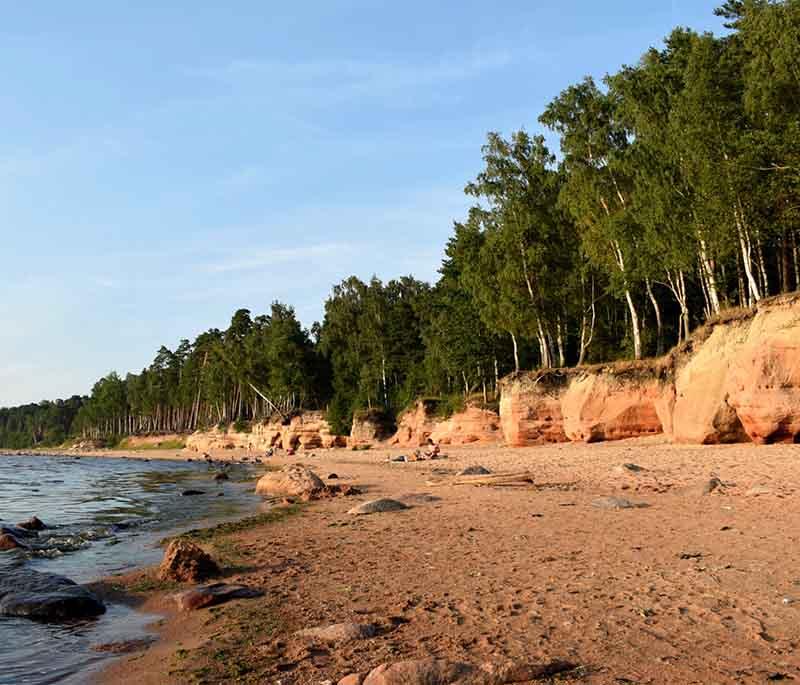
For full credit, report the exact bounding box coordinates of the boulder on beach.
[0,569,106,620]
[159,539,220,583]
[295,622,378,644]
[356,658,577,685]
[174,583,262,611]
[255,465,325,496]
[348,498,409,516]
[362,658,475,685]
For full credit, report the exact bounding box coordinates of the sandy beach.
[88,437,800,684]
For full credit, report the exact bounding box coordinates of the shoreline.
[88,438,800,684]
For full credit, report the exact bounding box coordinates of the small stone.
[181,489,205,496]
[327,473,339,480]
[213,472,229,481]
[746,485,772,497]
[678,551,703,560]
[702,477,723,495]
[591,497,648,510]
[458,465,491,476]
[348,499,409,516]
[613,463,645,476]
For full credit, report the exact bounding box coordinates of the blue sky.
[1,1,725,407]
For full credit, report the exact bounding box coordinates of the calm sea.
[0,453,263,684]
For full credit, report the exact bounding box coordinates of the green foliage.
[232,420,251,434]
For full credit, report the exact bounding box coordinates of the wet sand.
[95,436,800,684]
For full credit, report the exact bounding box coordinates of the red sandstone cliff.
[185,412,345,453]
[500,293,800,446]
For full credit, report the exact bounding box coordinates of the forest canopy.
[3,0,798,447]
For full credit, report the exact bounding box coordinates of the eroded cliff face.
[561,373,663,443]
[389,401,503,447]
[499,376,567,447]
[349,411,396,448]
[185,412,345,453]
[499,293,800,446]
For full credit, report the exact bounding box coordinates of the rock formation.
[349,410,396,448]
[499,293,800,447]
[186,411,347,453]
[561,371,663,442]
[430,406,502,445]
[499,373,568,447]
[391,401,502,447]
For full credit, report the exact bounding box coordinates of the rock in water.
[181,489,205,496]
[458,465,491,476]
[1,525,38,539]
[348,499,409,516]
[0,569,105,620]
[591,496,649,510]
[255,465,325,496]
[295,622,378,644]
[213,472,229,481]
[159,539,220,582]
[0,534,28,551]
[16,516,47,531]
[174,583,262,611]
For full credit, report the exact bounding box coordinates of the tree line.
[2,1,797,447]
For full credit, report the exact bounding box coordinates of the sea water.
[0,453,264,684]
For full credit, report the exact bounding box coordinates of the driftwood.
[426,471,535,488]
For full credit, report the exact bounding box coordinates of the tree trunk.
[624,289,642,360]
[577,276,596,366]
[510,333,520,373]
[698,238,721,314]
[645,279,663,356]
[536,320,551,368]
